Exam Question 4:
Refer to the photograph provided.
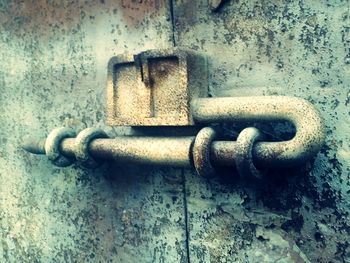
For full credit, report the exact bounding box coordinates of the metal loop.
[235,127,265,179]
[45,127,76,167]
[192,127,217,178]
[75,128,108,168]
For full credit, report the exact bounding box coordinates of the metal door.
[0,1,349,262]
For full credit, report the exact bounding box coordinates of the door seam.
[169,0,176,47]
[182,168,191,263]
[169,1,190,261]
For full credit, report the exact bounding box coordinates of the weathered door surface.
[0,1,349,262]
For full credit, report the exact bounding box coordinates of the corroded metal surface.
[192,127,217,178]
[2,0,350,262]
[23,95,326,178]
[44,127,77,167]
[23,137,194,167]
[74,128,108,168]
[107,48,207,126]
[23,94,325,171]
[192,96,325,167]
[235,127,265,179]
[174,0,350,262]
[0,1,188,262]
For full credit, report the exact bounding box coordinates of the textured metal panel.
[174,0,350,262]
[0,1,188,262]
[1,0,349,262]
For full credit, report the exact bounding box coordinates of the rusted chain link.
[192,127,217,178]
[192,126,266,178]
[75,128,109,168]
[45,127,76,167]
[235,127,265,179]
